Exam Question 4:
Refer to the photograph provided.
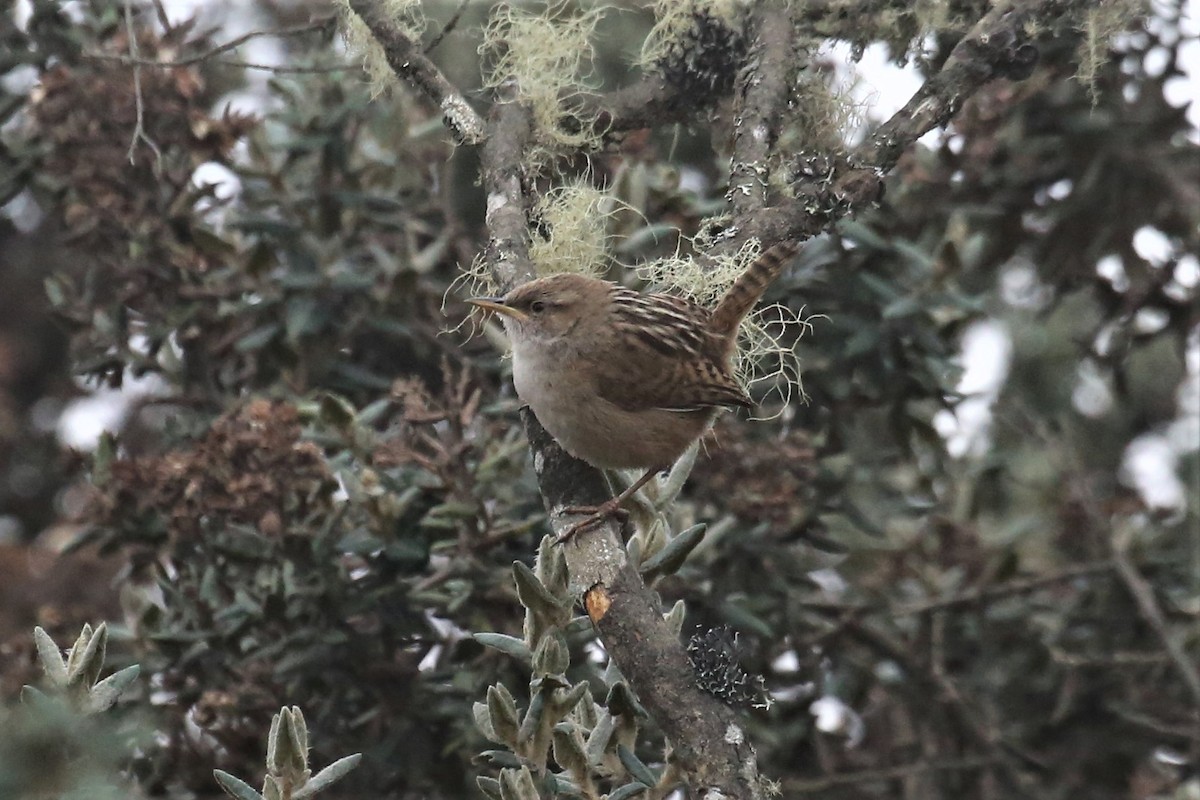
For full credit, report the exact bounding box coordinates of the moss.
[338,0,427,98]
[1076,0,1146,101]
[528,182,619,278]
[480,3,607,162]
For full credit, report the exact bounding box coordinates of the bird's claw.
[556,500,629,543]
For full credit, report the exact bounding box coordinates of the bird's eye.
[530,300,547,313]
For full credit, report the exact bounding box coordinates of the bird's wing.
[595,291,752,413]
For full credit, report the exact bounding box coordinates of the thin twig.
[123,0,163,174]
[191,60,347,74]
[1111,523,1200,707]
[346,0,485,145]
[87,18,335,69]
[424,0,471,54]
[802,559,1118,618]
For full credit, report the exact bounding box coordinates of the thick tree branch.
[728,6,797,221]
[855,0,1046,167]
[737,0,1078,248]
[481,102,536,291]
[523,414,767,799]
[346,0,485,145]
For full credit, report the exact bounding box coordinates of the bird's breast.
[510,342,711,470]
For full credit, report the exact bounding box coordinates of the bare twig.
[123,0,162,174]
[423,0,471,54]
[1111,524,1200,707]
[346,0,485,145]
[88,17,335,69]
[802,559,1118,618]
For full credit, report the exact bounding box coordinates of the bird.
[468,241,798,540]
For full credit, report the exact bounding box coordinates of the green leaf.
[517,688,547,746]
[85,664,140,714]
[499,766,541,800]
[617,744,657,787]
[213,770,265,800]
[477,776,504,800]
[552,725,589,777]
[473,633,532,664]
[67,622,107,688]
[285,295,322,343]
[33,626,67,686]
[512,561,567,616]
[605,683,647,719]
[531,633,569,677]
[235,323,281,352]
[473,701,498,741]
[487,684,522,747]
[293,754,362,799]
[607,783,647,800]
[639,523,706,580]
[584,712,614,764]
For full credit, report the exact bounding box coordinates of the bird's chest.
[511,340,580,420]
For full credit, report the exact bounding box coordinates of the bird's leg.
[557,467,662,543]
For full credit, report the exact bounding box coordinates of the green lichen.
[1076,0,1145,101]
[528,182,619,278]
[480,3,607,162]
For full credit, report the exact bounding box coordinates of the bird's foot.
[556,500,630,543]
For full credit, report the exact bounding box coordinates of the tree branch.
[737,0,1079,248]
[522,414,767,799]
[728,6,797,221]
[1111,524,1200,708]
[345,0,485,145]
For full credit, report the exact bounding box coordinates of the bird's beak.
[466,297,528,322]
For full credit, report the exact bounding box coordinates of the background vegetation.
[0,0,1196,798]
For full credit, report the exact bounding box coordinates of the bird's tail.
[708,241,798,337]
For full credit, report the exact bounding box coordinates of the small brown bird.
[470,242,797,539]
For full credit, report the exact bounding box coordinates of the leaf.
[473,701,498,742]
[473,633,532,664]
[517,688,547,745]
[285,295,322,343]
[552,725,589,776]
[67,622,107,688]
[584,712,615,764]
[605,683,647,719]
[532,633,569,677]
[617,744,657,787]
[639,523,706,580]
[512,561,567,616]
[293,754,362,799]
[486,684,521,747]
[662,600,686,636]
[32,627,67,686]
[85,664,140,714]
[555,681,590,717]
[477,776,503,800]
[213,770,265,800]
[234,323,281,352]
[607,783,647,800]
[499,766,541,800]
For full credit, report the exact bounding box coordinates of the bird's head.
[468,273,610,344]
